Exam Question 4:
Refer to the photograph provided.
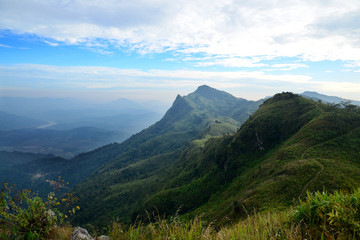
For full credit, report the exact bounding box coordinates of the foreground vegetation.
[0,178,78,240]
[106,189,360,239]
[2,185,360,239]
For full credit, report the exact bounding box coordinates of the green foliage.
[108,214,214,240]
[7,89,360,232]
[71,86,259,226]
[0,185,55,239]
[4,90,360,239]
[294,189,360,239]
[0,177,79,239]
[72,92,360,228]
[105,190,360,239]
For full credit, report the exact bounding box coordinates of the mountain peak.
[196,84,213,90]
[302,91,318,94]
[194,85,216,94]
[192,85,236,101]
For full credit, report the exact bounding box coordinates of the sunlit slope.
[180,93,360,224]
[130,93,360,225]
[71,85,261,225]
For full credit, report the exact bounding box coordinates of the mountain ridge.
[72,91,360,227]
[69,86,262,225]
[2,87,360,229]
[301,91,360,106]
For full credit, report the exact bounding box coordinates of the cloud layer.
[1,0,360,61]
[1,64,360,101]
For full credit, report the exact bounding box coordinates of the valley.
[1,86,360,239]
[0,97,162,158]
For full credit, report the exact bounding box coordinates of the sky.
[1,0,360,104]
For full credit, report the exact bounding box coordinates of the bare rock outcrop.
[70,227,93,240]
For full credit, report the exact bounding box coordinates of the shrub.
[0,177,79,240]
[293,189,360,239]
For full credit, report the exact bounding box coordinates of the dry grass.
[48,224,73,240]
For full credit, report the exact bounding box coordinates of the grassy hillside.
[70,85,261,225]
[3,90,360,239]
[0,85,260,226]
[4,187,360,239]
[71,92,360,228]
[150,92,360,225]
[132,93,321,220]
[2,89,360,239]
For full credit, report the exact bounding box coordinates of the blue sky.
[1,0,360,104]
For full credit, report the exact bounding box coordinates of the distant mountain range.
[300,91,360,106]
[0,96,162,131]
[1,90,357,157]
[0,96,162,157]
[0,127,122,158]
[0,97,152,117]
[0,111,47,131]
[0,85,262,220]
[1,87,360,228]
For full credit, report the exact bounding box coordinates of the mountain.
[0,151,60,193]
[187,93,360,223]
[4,87,359,229]
[0,97,89,118]
[55,85,261,225]
[0,96,162,132]
[47,111,160,133]
[135,92,360,224]
[0,151,53,168]
[0,96,162,121]
[0,127,123,158]
[301,91,360,106]
[104,98,146,111]
[0,85,260,197]
[0,96,162,157]
[70,91,360,227]
[0,111,46,130]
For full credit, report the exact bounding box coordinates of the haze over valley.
[0,97,162,157]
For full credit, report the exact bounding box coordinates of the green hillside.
[0,151,62,197]
[70,85,262,225]
[72,91,360,228]
[3,87,359,233]
[184,93,360,223]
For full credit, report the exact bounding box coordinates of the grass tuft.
[105,189,360,239]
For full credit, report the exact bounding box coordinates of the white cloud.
[1,0,360,62]
[343,61,360,72]
[317,81,360,93]
[2,63,360,101]
[43,40,59,47]
[271,63,309,71]
[0,64,312,88]
[343,62,360,68]
[0,43,12,48]
[195,58,268,68]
